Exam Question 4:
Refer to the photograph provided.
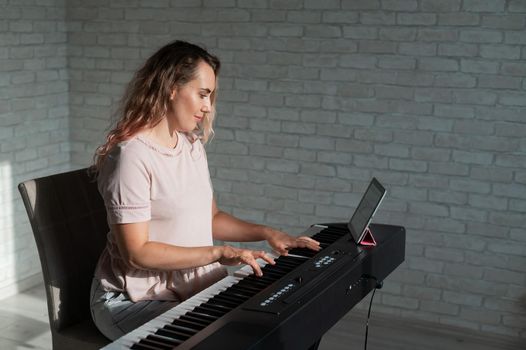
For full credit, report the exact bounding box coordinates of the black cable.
[364,286,376,350]
[363,276,382,350]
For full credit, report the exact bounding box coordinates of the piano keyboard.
[103,223,405,350]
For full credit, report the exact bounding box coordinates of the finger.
[261,252,276,265]
[249,260,263,277]
[297,236,321,250]
[253,250,276,265]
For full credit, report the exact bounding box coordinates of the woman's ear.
[170,89,177,101]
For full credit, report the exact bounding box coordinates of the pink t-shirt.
[94,132,227,302]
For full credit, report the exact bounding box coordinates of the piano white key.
[102,275,242,349]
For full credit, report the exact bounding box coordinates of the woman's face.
[168,61,216,133]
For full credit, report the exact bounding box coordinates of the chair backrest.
[18,168,108,332]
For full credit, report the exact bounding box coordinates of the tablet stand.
[359,227,377,246]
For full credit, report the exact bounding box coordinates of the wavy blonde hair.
[93,40,220,171]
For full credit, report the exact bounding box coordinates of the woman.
[90,40,320,341]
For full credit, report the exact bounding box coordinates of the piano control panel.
[313,253,337,269]
[243,243,364,315]
[259,282,297,308]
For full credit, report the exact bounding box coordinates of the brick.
[319,39,358,53]
[422,0,461,11]
[450,206,488,222]
[499,92,526,106]
[453,90,497,105]
[419,57,459,72]
[315,204,352,220]
[480,45,521,59]
[361,11,396,25]
[470,166,513,182]
[397,13,437,26]
[460,59,499,73]
[500,62,526,76]
[403,285,441,301]
[483,15,525,29]
[496,153,526,168]
[443,291,483,307]
[301,110,336,123]
[382,0,418,11]
[463,0,505,12]
[322,11,359,24]
[398,42,437,56]
[379,27,416,41]
[282,121,316,135]
[374,144,410,158]
[418,28,458,42]
[283,149,316,162]
[359,40,397,54]
[316,151,352,165]
[415,88,453,103]
[269,24,303,37]
[460,29,503,43]
[418,116,454,132]
[304,25,342,38]
[422,300,459,315]
[493,183,526,199]
[287,11,321,24]
[314,177,351,192]
[299,136,334,150]
[478,75,521,89]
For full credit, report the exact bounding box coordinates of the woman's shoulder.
[110,137,150,159]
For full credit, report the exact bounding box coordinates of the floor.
[0,284,523,350]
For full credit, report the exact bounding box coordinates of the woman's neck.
[143,119,179,149]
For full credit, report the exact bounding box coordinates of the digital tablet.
[347,178,386,245]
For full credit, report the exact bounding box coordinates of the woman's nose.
[201,99,211,113]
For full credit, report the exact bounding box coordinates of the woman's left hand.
[264,227,321,256]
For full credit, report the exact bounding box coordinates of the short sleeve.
[97,142,151,224]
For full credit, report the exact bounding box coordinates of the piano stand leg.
[307,337,322,350]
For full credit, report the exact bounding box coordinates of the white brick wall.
[0,0,71,299]
[68,0,525,340]
[2,0,526,341]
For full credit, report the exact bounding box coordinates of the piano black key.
[213,291,246,304]
[287,247,318,257]
[229,284,258,296]
[200,302,232,313]
[277,255,308,264]
[244,274,277,284]
[236,280,266,291]
[209,294,240,307]
[208,296,238,309]
[192,305,225,318]
[135,337,174,350]
[165,323,196,336]
[172,318,206,331]
[131,342,165,350]
[156,327,191,341]
[146,334,183,347]
[260,267,284,278]
[180,314,210,327]
[186,310,219,323]
[219,289,251,301]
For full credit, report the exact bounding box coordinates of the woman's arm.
[211,199,321,255]
[113,221,274,276]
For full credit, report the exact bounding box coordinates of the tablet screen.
[348,178,386,244]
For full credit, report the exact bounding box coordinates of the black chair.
[18,168,110,349]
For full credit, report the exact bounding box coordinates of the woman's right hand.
[217,245,275,277]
